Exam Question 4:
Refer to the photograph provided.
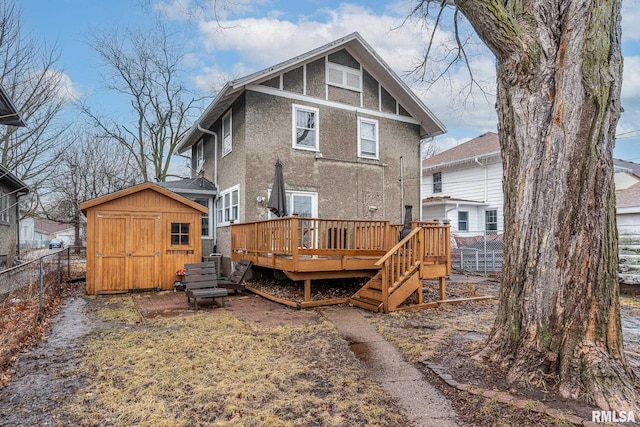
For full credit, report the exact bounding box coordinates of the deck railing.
[231,216,395,258]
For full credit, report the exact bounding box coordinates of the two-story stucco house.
[422,132,503,236]
[175,32,446,271]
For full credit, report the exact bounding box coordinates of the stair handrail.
[374,226,421,267]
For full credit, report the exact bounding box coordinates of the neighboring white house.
[421,131,640,281]
[422,132,503,236]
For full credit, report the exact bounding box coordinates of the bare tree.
[83,22,204,182]
[43,130,142,246]
[0,1,72,208]
[413,0,637,411]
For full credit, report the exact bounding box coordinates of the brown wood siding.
[83,185,203,294]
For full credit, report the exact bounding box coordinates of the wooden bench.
[184,262,228,311]
[217,259,253,294]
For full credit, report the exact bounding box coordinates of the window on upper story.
[358,117,378,159]
[326,62,362,92]
[217,185,239,227]
[433,172,442,193]
[196,140,204,171]
[0,192,8,223]
[292,104,319,151]
[458,211,469,232]
[222,110,232,157]
[485,209,498,235]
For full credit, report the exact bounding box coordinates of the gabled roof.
[159,177,217,194]
[79,182,208,214]
[176,32,446,153]
[0,85,25,127]
[423,131,500,171]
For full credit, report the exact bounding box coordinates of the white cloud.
[45,70,80,103]
[622,0,640,41]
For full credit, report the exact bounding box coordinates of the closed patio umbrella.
[267,158,287,217]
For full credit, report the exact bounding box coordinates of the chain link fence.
[0,247,86,370]
[450,230,504,276]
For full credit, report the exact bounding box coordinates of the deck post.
[304,279,311,302]
[291,215,299,270]
[439,276,446,301]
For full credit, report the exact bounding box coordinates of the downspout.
[15,196,20,262]
[197,124,218,250]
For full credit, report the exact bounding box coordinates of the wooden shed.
[80,182,208,295]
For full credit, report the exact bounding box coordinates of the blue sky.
[22,0,640,162]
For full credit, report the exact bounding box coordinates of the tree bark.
[457,0,639,410]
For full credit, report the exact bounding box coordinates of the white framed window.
[195,198,213,238]
[196,140,204,171]
[358,117,378,159]
[458,211,469,232]
[485,209,498,235]
[326,62,362,92]
[0,192,8,223]
[268,190,318,219]
[216,185,239,227]
[433,172,442,193]
[292,104,319,151]
[222,110,232,157]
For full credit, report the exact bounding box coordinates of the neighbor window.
[485,209,498,234]
[222,110,232,156]
[170,223,190,246]
[458,211,469,232]
[217,185,239,227]
[292,104,319,151]
[0,192,8,223]
[433,172,442,193]
[358,117,378,159]
[326,62,362,92]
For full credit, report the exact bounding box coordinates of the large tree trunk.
[457,0,639,410]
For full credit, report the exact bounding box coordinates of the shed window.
[171,223,190,245]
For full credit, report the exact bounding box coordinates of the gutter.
[197,124,219,250]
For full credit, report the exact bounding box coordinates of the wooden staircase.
[350,223,450,313]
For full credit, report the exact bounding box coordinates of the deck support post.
[304,279,311,302]
[439,276,446,301]
[417,280,423,304]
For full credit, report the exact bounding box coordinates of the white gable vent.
[326,62,362,92]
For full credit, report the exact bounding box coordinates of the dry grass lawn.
[59,296,406,426]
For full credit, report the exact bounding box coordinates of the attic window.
[326,62,362,92]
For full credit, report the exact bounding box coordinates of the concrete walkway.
[323,307,464,427]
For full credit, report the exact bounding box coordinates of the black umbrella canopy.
[267,158,288,217]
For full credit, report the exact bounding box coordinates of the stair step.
[358,288,383,301]
[367,278,383,290]
[350,296,382,312]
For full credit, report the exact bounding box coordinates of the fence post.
[38,258,44,322]
[57,251,62,292]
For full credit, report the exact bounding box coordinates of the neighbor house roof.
[176,32,446,153]
[0,85,25,127]
[616,181,640,209]
[33,218,69,234]
[423,131,500,171]
[80,182,208,214]
[614,158,640,178]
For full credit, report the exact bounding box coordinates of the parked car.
[49,239,64,249]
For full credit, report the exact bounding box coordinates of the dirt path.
[0,296,95,426]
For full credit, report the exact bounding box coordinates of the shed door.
[96,213,161,291]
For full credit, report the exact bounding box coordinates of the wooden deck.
[231,217,453,312]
